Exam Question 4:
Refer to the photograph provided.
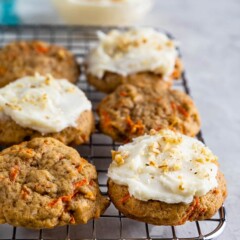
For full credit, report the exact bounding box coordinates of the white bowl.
[51,0,154,26]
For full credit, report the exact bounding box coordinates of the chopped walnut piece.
[149,129,157,135]
[162,136,183,145]
[195,158,204,164]
[171,164,181,171]
[149,161,157,167]
[111,150,120,159]
[178,183,184,191]
[114,154,125,166]
[5,103,22,111]
[65,87,76,93]
[158,164,169,172]
[44,77,51,85]
[148,142,160,154]
[166,40,174,48]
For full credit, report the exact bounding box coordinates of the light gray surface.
[13,0,240,239]
[144,1,240,239]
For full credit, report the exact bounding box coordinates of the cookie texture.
[98,81,200,142]
[0,41,80,87]
[108,172,227,225]
[87,58,183,93]
[0,110,94,146]
[0,137,109,229]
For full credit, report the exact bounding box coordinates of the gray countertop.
[7,0,240,239]
[145,2,240,239]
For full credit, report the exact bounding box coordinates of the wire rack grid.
[0,25,226,240]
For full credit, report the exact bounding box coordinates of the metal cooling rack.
[0,25,226,240]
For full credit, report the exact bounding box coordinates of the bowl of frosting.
[51,0,154,25]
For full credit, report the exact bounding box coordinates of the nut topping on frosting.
[108,129,219,204]
[87,28,178,79]
[0,74,91,134]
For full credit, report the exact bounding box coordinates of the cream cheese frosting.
[0,74,91,134]
[87,28,178,79]
[108,129,219,204]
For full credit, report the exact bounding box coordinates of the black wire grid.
[0,25,226,240]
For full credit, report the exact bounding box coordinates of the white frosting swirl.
[87,28,178,79]
[0,74,91,134]
[108,130,218,204]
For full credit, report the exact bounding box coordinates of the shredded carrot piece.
[126,116,133,126]
[171,59,182,79]
[172,69,180,79]
[81,134,87,141]
[48,179,88,207]
[101,110,112,129]
[196,207,207,217]
[0,67,6,75]
[179,197,199,224]
[48,193,73,207]
[74,179,87,188]
[170,102,177,111]
[76,164,83,173]
[133,121,144,134]
[119,193,130,204]
[213,189,219,194]
[126,116,144,135]
[26,149,33,154]
[89,180,94,186]
[188,197,202,219]
[35,43,49,54]
[21,187,30,200]
[119,91,128,97]
[48,198,60,207]
[61,194,73,202]
[69,216,76,224]
[177,105,189,117]
[9,165,19,182]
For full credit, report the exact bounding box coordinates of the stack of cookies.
[0,28,227,230]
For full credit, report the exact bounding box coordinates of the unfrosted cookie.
[108,130,227,225]
[86,28,183,93]
[0,41,80,87]
[98,81,200,142]
[0,137,109,229]
[0,75,94,146]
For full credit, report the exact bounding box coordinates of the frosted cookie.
[97,81,200,142]
[0,137,109,229]
[0,41,80,87]
[108,130,227,225]
[86,28,183,93]
[0,74,94,146]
